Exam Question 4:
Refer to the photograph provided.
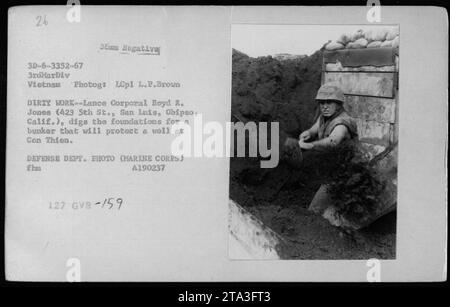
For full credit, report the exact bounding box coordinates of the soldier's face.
[319,101,340,118]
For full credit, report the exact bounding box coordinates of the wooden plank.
[324,72,395,98]
[393,88,399,144]
[389,123,395,144]
[229,200,284,259]
[344,96,396,123]
[356,119,391,147]
[367,144,398,223]
[374,144,398,175]
[360,143,386,160]
[326,62,396,72]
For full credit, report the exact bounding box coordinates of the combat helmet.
[315,83,346,104]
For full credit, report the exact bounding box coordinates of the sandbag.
[392,36,399,48]
[347,38,368,49]
[325,41,345,51]
[337,33,352,45]
[364,28,388,42]
[367,40,382,48]
[386,27,399,40]
[381,39,393,47]
[350,29,365,42]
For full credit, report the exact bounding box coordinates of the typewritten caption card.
[7,6,232,281]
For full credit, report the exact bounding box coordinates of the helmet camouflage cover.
[315,83,346,104]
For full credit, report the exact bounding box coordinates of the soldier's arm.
[309,124,349,151]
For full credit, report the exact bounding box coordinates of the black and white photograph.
[229,25,399,260]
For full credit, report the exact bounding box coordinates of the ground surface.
[230,157,396,260]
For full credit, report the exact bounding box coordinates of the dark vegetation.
[316,142,385,223]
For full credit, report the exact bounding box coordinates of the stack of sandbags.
[325,41,345,51]
[325,27,399,51]
[347,38,369,49]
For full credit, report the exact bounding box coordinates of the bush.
[315,142,385,222]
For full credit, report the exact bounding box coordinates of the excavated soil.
[229,49,396,259]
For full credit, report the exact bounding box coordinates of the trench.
[229,48,396,259]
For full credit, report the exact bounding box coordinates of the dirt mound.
[230,48,324,203]
[231,48,322,136]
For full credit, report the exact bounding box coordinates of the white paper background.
[6,6,447,281]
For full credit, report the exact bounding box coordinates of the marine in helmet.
[299,83,357,151]
[299,83,358,214]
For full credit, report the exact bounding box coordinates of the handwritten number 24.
[36,15,48,27]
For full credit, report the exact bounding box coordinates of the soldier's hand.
[299,130,311,141]
[299,139,314,150]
